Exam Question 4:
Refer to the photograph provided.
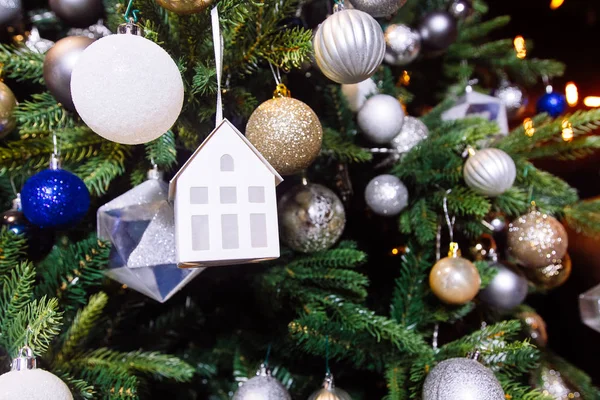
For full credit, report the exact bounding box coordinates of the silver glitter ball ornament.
[341,78,378,112]
[365,174,408,216]
[418,11,458,51]
[391,116,428,154]
[349,0,407,18]
[423,358,505,400]
[234,364,291,400]
[448,0,473,19]
[308,373,353,400]
[494,81,528,120]
[358,94,405,144]
[463,148,516,197]
[479,262,528,310]
[508,210,568,268]
[384,24,421,66]
[313,9,385,84]
[279,183,346,253]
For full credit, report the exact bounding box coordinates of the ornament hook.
[442,189,455,243]
[12,346,36,371]
[124,0,140,23]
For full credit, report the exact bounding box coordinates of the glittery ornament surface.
[479,262,528,310]
[391,116,428,153]
[279,183,345,253]
[349,0,407,17]
[508,210,568,268]
[533,365,581,399]
[0,368,73,400]
[494,81,527,119]
[384,24,421,66]
[358,94,405,144]
[463,148,516,197]
[156,0,211,14]
[234,366,291,400]
[429,256,481,305]
[365,174,408,216]
[0,81,17,138]
[246,97,322,176]
[423,358,505,400]
[525,253,571,290]
[21,168,90,228]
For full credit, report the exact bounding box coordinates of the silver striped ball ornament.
[463,148,516,197]
[313,9,385,84]
[423,358,505,400]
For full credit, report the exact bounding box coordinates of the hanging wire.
[124,0,140,23]
[9,176,18,198]
[264,343,272,366]
[432,323,439,351]
[52,131,59,156]
[435,222,442,261]
[325,335,331,374]
[268,62,282,85]
[442,189,455,242]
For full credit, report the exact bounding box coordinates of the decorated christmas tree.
[1,0,599,399]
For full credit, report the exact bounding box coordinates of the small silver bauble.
[357,94,405,144]
[308,373,353,400]
[384,24,421,66]
[391,116,429,154]
[448,0,473,19]
[349,0,407,18]
[418,11,458,51]
[0,0,21,28]
[49,0,104,28]
[279,183,346,253]
[313,8,385,84]
[423,357,505,400]
[479,261,528,310]
[365,174,408,217]
[494,81,527,120]
[463,148,516,197]
[341,78,378,112]
[233,364,291,400]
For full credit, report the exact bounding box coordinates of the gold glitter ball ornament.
[155,0,211,14]
[429,243,481,305]
[507,209,568,268]
[524,253,572,290]
[246,95,322,176]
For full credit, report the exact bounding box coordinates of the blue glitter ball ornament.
[536,92,567,117]
[21,168,90,228]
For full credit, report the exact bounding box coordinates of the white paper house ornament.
[441,90,509,135]
[169,119,283,268]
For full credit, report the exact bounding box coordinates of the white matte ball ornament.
[71,28,184,145]
[358,94,405,143]
[313,9,385,84]
[463,148,516,197]
[341,78,378,112]
[365,174,408,216]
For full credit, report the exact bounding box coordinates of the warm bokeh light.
[391,248,399,255]
[561,119,573,142]
[550,0,565,10]
[514,36,527,59]
[523,118,535,137]
[399,70,411,86]
[584,96,600,108]
[565,82,579,106]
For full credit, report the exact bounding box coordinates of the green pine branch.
[14,92,76,134]
[0,262,36,351]
[75,142,129,196]
[0,44,45,84]
[0,227,28,275]
[383,365,408,400]
[322,128,373,163]
[145,130,177,170]
[526,136,600,160]
[564,199,600,237]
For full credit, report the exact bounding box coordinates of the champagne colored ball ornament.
[233,364,291,400]
[155,0,212,14]
[279,183,346,253]
[518,311,548,347]
[357,94,405,144]
[43,36,94,111]
[507,209,568,268]
[70,23,184,145]
[0,81,17,139]
[479,262,528,310]
[418,11,458,51]
[365,174,408,217]
[0,347,73,400]
[391,116,429,154]
[494,80,527,120]
[246,87,322,176]
[0,0,21,28]
[349,0,407,18]
[463,148,516,197]
[313,8,385,84]
[341,78,378,112]
[524,253,571,290]
[423,357,505,400]
[308,373,352,400]
[448,0,473,19]
[49,0,103,28]
[430,243,481,305]
[384,24,421,66]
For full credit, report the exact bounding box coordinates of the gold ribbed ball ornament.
[524,253,571,290]
[429,242,481,305]
[155,0,211,14]
[507,206,568,268]
[246,84,322,176]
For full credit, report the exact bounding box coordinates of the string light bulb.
[565,82,578,106]
[584,97,600,108]
[514,36,526,59]
[523,118,535,137]
[550,0,565,10]
[561,119,573,142]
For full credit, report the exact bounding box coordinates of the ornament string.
[268,63,282,86]
[264,342,272,366]
[211,6,223,125]
[442,189,455,243]
[432,323,439,351]
[325,335,331,374]
[123,0,139,23]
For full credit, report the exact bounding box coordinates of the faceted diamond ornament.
[442,91,509,134]
[580,283,600,332]
[98,170,203,302]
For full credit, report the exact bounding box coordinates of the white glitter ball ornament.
[233,364,291,400]
[365,174,408,216]
[358,94,405,144]
[391,116,428,154]
[341,78,378,112]
[70,24,184,145]
[423,357,505,400]
[313,8,385,84]
[463,148,516,197]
